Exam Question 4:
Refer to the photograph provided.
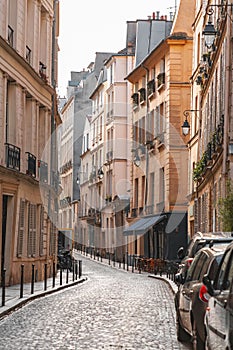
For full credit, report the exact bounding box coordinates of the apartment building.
[124,0,195,260]
[0,0,60,285]
[188,0,233,235]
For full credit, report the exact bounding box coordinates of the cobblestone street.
[0,254,191,350]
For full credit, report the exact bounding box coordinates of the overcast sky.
[57,0,180,97]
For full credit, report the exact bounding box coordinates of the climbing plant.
[218,180,233,231]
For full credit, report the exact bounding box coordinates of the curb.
[0,277,87,320]
[148,274,177,295]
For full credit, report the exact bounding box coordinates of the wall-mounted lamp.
[181,110,199,136]
[133,153,141,167]
[203,4,233,49]
[202,20,218,49]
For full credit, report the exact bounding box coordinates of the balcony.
[139,88,146,104]
[147,79,155,97]
[5,143,20,171]
[131,93,139,109]
[157,72,165,91]
[26,152,36,178]
[38,160,48,183]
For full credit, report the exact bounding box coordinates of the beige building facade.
[0,0,60,285]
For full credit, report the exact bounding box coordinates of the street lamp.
[181,110,199,136]
[98,167,104,179]
[202,20,218,49]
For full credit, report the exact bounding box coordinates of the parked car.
[203,240,233,350]
[175,245,228,349]
[175,231,233,284]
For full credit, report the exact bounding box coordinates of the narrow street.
[0,254,191,350]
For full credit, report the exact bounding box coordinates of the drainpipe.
[222,7,231,196]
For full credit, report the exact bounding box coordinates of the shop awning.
[123,214,166,236]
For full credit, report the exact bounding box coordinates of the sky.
[57,0,180,97]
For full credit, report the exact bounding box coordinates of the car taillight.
[186,258,193,267]
[199,284,209,303]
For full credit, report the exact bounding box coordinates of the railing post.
[20,264,24,298]
[44,263,47,291]
[31,264,35,294]
[1,268,6,306]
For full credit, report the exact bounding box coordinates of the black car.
[175,245,227,350]
[203,240,233,349]
[175,231,233,284]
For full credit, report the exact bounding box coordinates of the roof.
[123,214,166,236]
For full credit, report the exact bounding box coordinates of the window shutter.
[17,199,25,257]
[39,206,44,256]
[28,204,36,257]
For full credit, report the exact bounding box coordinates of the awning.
[123,214,166,236]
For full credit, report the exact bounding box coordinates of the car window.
[186,252,208,281]
[208,254,224,280]
[223,253,233,291]
[215,249,232,290]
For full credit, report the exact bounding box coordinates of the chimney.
[156,11,160,20]
[152,12,155,20]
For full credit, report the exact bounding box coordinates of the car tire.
[176,316,190,342]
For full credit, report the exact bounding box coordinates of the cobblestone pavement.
[0,254,191,350]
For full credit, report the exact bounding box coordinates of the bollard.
[31,264,35,294]
[78,260,82,279]
[119,261,121,269]
[66,268,69,284]
[123,255,125,270]
[20,264,24,298]
[132,255,134,273]
[113,252,115,267]
[108,253,110,265]
[101,253,102,262]
[94,249,96,260]
[60,267,63,285]
[90,248,92,259]
[44,263,47,291]
[75,260,78,280]
[126,252,129,271]
[1,268,6,306]
[52,262,56,288]
[72,260,75,282]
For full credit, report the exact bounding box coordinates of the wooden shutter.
[39,205,44,256]
[17,199,25,257]
[28,204,36,257]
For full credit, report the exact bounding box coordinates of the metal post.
[1,268,6,306]
[123,254,125,270]
[66,268,69,284]
[90,248,92,258]
[44,263,47,291]
[52,262,56,288]
[108,252,110,265]
[60,267,62,285]
[31,264,35,294]
[113,251,115,267]
[75,260,78,280]
[126,252,129,271]
[20,264,24,298]
[78,260,82,278]
[72,260,75,282]
[132,255,134,273]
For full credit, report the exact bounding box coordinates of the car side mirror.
[175,272,185,285]
[202,274,215,296]
[177,247,185,260]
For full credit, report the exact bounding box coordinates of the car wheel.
[176,316,190,342]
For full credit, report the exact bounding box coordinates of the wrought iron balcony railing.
[26,152,36,178]
[5,143,20,171]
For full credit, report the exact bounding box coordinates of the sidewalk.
[0,268,87,320]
